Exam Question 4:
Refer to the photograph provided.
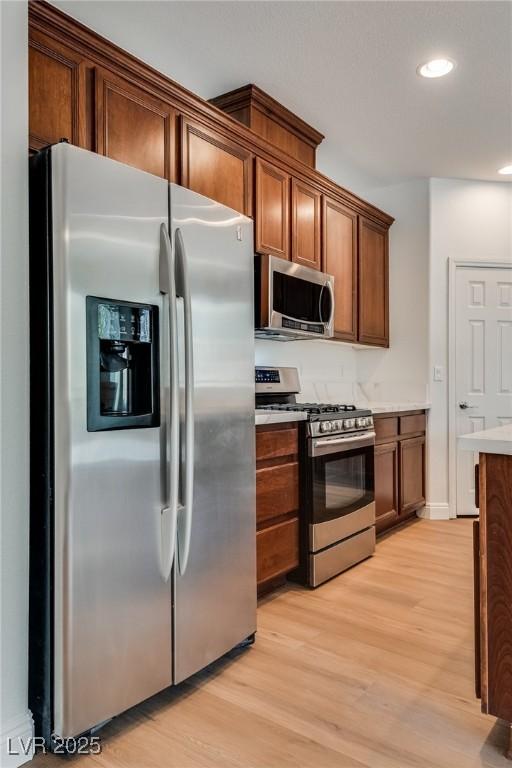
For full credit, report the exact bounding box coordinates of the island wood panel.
[358,216,389,347]
[479,452,512,724]
[322,196,358,341]
[95,69,176,180]
[291,179,321,270]
[29,31,87,151]
[255,159,290,259]
[399,435,426,515]
[374,441,399,533]
[181,118,253,215]
[474,519,481,700]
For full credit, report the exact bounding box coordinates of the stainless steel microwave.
[254,254,335,340]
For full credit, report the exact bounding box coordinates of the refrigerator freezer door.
[170,185,257,683]
[50,144,172,737]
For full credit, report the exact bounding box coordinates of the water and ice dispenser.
[86,297,160,431]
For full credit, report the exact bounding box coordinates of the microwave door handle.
[175,228,195,576]
[159,223,179,582]
[325,280,335,333]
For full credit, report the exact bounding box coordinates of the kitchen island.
[459,425,512,758]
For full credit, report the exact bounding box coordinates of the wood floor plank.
[32,519,512,767]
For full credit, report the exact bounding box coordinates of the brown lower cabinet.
[374,411,426,534]
[256,422,300,594]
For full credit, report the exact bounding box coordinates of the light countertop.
[255,411,308,426]
[356,402,430,415]
[459,424,512,456]
[255,403,429,426]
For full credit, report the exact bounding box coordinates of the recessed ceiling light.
[498,165,512,175]
[417,58,455,78]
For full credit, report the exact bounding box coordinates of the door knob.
[459,401,476,410]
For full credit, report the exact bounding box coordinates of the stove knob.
[321,421,333,432]
[344,418,355,430]
[356,417,366,428]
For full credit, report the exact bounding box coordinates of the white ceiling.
[53,0,512,184]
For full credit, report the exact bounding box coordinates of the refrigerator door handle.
[175,227,195,576]
[159,223,179,581]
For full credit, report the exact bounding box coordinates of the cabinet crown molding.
[210,83,325,149]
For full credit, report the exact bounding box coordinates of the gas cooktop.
[256,402,369,417]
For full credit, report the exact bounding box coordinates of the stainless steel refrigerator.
[29,142,256,743]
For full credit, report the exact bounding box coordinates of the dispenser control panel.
[86,296,160,432]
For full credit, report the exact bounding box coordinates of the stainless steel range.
[256,366,376,587]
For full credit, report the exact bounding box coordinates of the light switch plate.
[433,366,443,382]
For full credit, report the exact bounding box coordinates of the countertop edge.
[459,431,512,457]
[255,411,308,426]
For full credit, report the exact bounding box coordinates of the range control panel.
[255,368,280,384]
[255,366,300,395]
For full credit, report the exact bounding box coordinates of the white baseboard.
[418,503,451,520]
[0,711,34,768]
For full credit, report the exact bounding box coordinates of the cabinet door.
[291,179,321,270]
[29,33,87,152]
[181,118,252,215]
[95,69,176,180]
[374,441,399,533]
[255,159,290,259]
[322,197,357,341]
[399,436,426,515]
[358,217,389,347]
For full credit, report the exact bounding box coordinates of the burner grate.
[256,402,358,415]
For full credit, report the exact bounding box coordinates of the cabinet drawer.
[374,417,398,442]
[256,426,298,462]
[400,413,426,435]
[256,462,299,525]
[257,518,299,585]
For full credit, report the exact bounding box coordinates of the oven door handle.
[310,431,376,457]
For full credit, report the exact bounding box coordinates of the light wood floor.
[33,519,511,768]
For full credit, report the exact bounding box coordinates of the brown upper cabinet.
[96,69,177,181]
[181,118,253,216]
[358,217,389,347]
[322,196,358,341]
[28,2,394,349]
[29,30,86,152]
[291,179,321,270]
[255,159,290,259]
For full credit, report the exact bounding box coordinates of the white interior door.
[455,265,512,516]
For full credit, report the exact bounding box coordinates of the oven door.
[308,431,375,552]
